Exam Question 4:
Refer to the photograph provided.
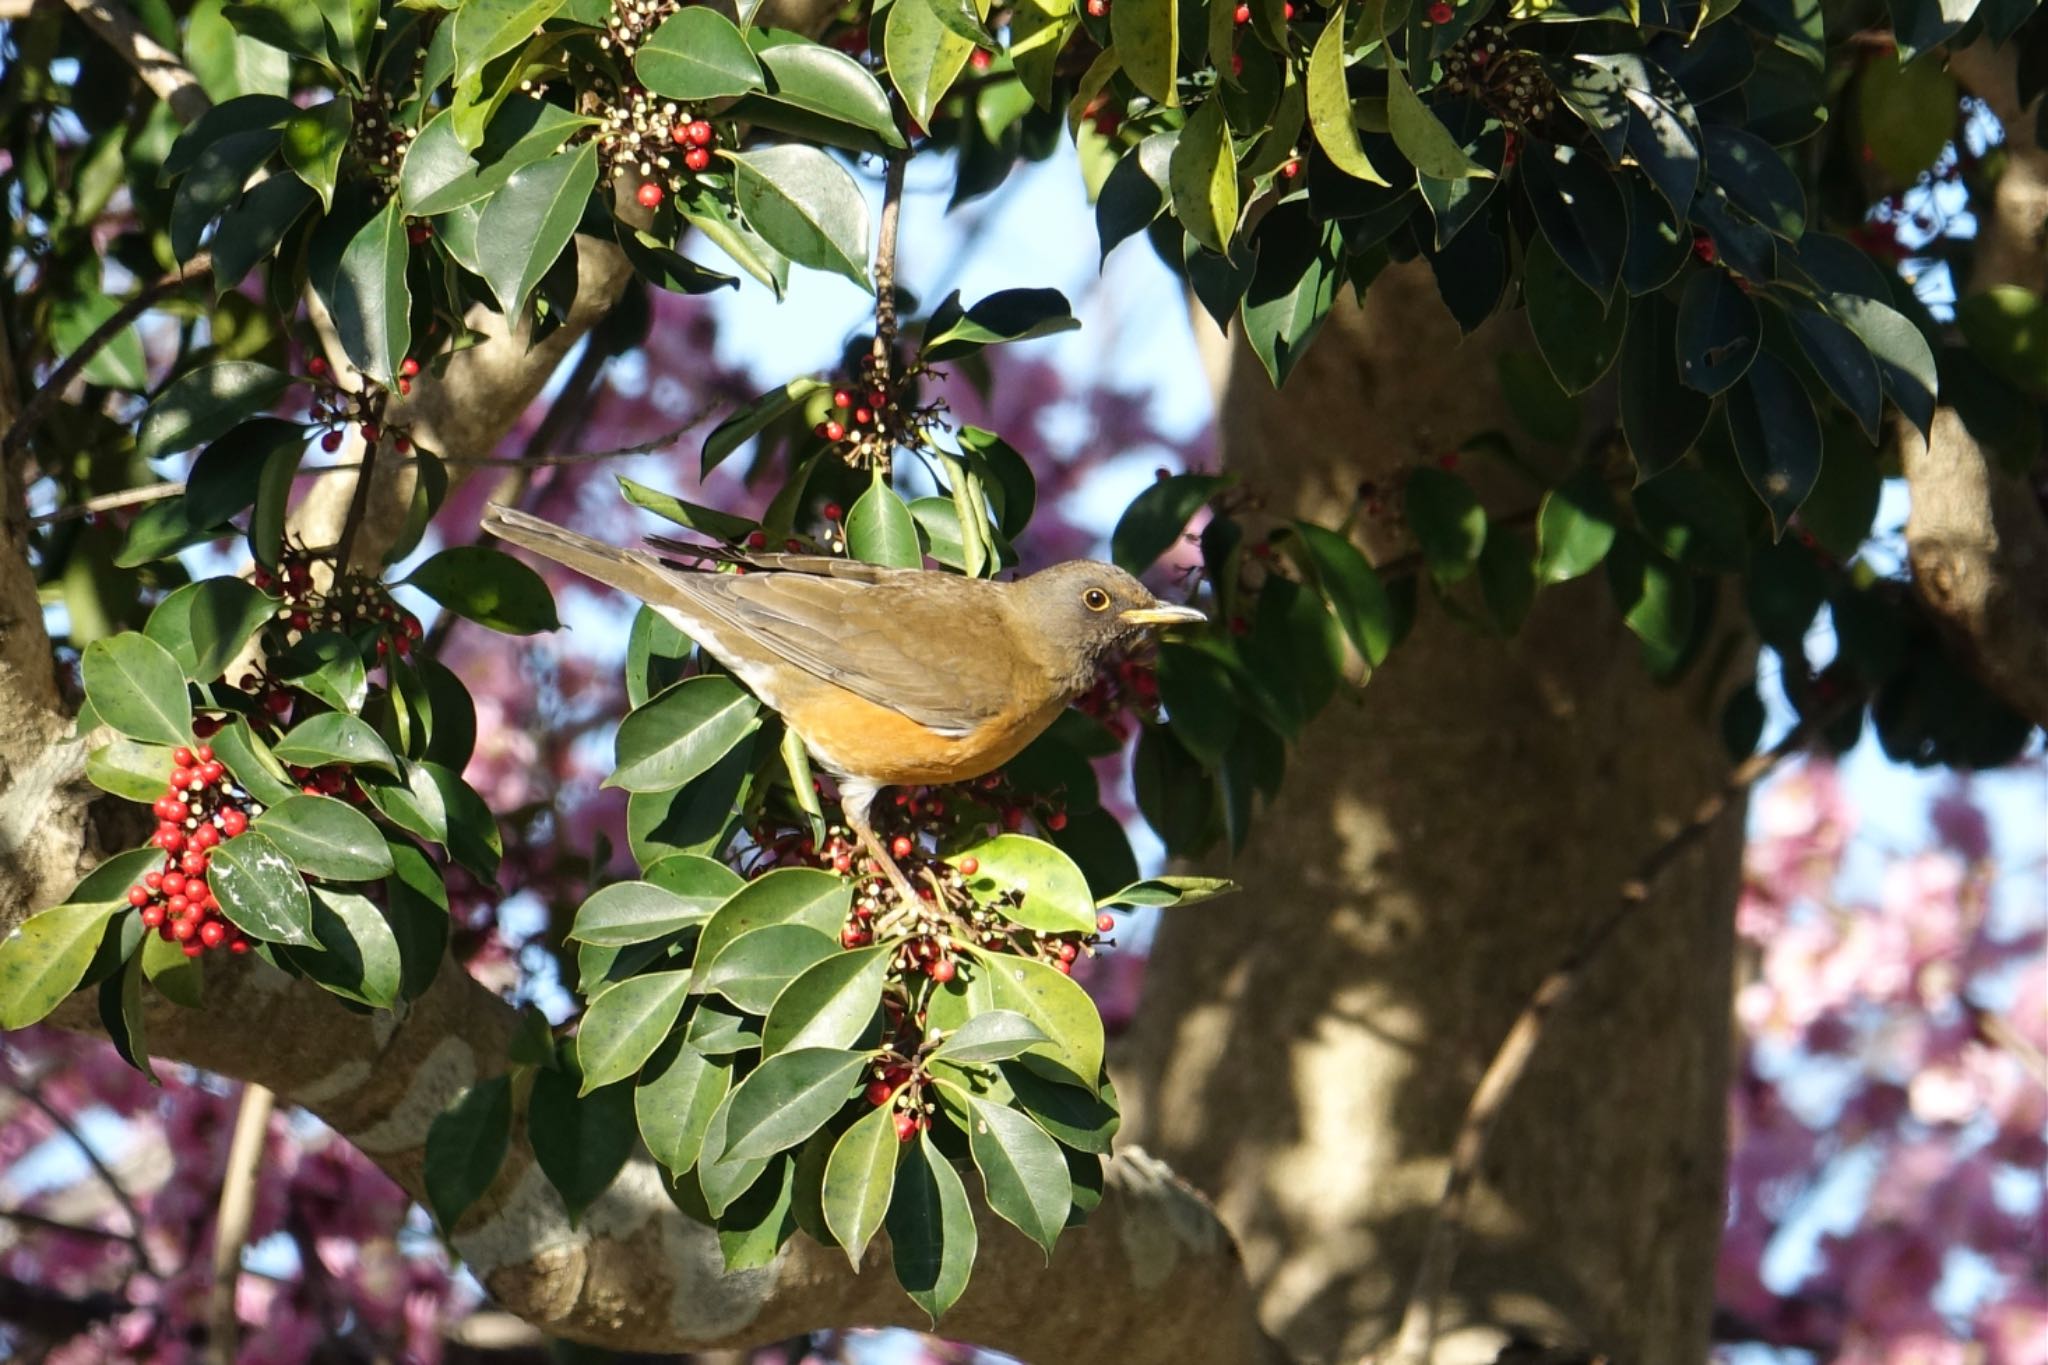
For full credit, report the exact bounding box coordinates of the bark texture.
[1119,265,1745,1365]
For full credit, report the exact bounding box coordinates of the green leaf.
[252,794,395,881]
[699,378,830,478]
[142,929,205,1008]
[1534,468,1618,584]
[884,0,973,132]
[695,924,838,1014]
[100,954,158,1083]
[274,632,369,715]
[451,0,569,90]
[888,1133,977,1324]
[1099,875,1236,908]
[330,197,412,387]
[1605,531,1694,666]
[1387,59,1489,181]
[0,902,124,1029]
[1789,306,1884,440]
[636,6,765,99]
[51,294,146,390]
[969,948,1104,1089]
[1618,294,1710,479]
[1858,54,1956,183]
[1403,467,1486,585]
[1307,14,1386,185]
[171,129,280,262]
[272,712,400,774]
[949,835,1096,935]
[694,867,850,969]
[405,545,562,634]
[721,1047,868,1161]
[954,1089,1068,1255]
[209,828,317,946]
[209,720,298,808]
[930,1009,1047,1064]
[144,578,278,683]
[571,880,718,946]
[635,1037,730,1174]
[760,946,890,1055]
[1833,294,1938,438]
[576,971,693,1091]
[476,141,599,316]
[1240,202,1344,386]
[608,676,762,793]
[1525,234,1626,396]
[81,635,191,748]
[726,146,871,289]
[249,429,305,570]
[755,41,904,146]
[923,288,1078,361]
[86,736,176,802]
[404,99,590,216]
[1675,269,1759,395]
[1290,522,1394,667]
[1153,642,1236,768]
[1109,0,1176,104]
[1168,100,1237,254]
[1110,473,1226,575]
[1004,1061,1120,1152]
[424,1076,512,1229]
[280,99,350,210]
[285,886,402,1008]
[1725,351,1820,533]
[822,1099,901,1267]
[530,1066,636,1222]
[1956,285,2048,398]
[136,362,290,461]
[845,472,923,568]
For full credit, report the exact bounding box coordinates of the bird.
[479,503,1207,901]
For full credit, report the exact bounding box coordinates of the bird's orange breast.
[779,682,1068,786]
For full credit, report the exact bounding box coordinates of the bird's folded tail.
[482,503,693,607]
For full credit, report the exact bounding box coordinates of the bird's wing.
[666,570,1027,737]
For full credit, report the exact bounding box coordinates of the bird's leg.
[838,777,922,908]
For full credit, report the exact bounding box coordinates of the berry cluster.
[1439,24,1560,132]
[595,0,676,57]
[1073,658,1161,743]
[130,745,257,957]
[351,91,419,187]
[288,763,367,803]
[598,88,725,207]
[249,550,423,661]
[811,358,941,470]
[872,999,935,1142]
[306,355,418,447]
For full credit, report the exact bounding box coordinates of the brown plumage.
[481,504,1204,895]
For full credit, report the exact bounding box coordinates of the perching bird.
[480,504,1206,898]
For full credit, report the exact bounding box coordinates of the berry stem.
[870,94,909,403]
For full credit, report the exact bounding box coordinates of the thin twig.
[0,1206,149,1264]
[1383,714,1833,1365]
[205,1083,274,1365]
[871,104,909,379]
[1,255,212,463]
[1973,1003,2048,1089]
[5,1082,146,1255]
[61,0,210,119]
[333,430,381,574]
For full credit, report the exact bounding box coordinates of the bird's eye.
[1082,587,1112,612]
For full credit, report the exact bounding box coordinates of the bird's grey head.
[1012,560,1206,692]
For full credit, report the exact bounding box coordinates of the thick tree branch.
[206,1084,275,1365]
[1899,37,2048,729]
[61,0,210,122]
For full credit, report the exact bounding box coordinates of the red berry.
[969,47,992,70]
[360,424,379,443]
[1692,232,1717,263]
[172,747,195,769]
[686,119,713,146]
[140,905,166,928]
[637,181,664,209]
[824,420,846,442]
[228,938,250,955]
[1427,0,1452,20]
[265,691,292,716]
[1046,810,1068,831]
[958,857,979,876]
[144,871,164,891]
[321,430,344,453]
[170,917,197,942]
[192,824,219,849]
[1058,941,1079,963]
[220,808,248,837]
[394,436,412,454]
[671,122,692,144]
[398,377,412,396]
[195,744,213,763]
[1234,2,1249,18]
[1098,913,1116,932]
[841,926,869,948]
[684,147,711,172]
[823,502,843,521]
[1053,958,1071,974]
[127,885,150,908]
[199,920,227,948]
[866,1080,894,1106]
[1231,53,1244,76]
[177,940,201,957]
[929,956,956,983]
[156,828,185,853]
[180,851,209,877]
[853,406,873,425]
[894,1112,919,1141]
[833,389,853,408]
[867,390,887,408]
[400,358,420,378]
[200,761,224,785]
[747,531,767,549]
[1280,158,1302,180]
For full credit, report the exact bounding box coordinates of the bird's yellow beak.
[1120,604,1208,628]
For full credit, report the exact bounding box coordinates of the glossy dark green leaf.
[1291,522,1394,667]
[1110,473,1227,575]
[1675,269,1760,395]
[81,635,191,748]
[209,828,317,946]
[280,99,349,210]
[636,6,765,99]
[1520,138,1625,299]
[424,1075,512,1229]
[1525,234,1627,396]
[1858,54,1957,182]
[1004,1060,1120,1152]
[1154,643,1237,768]
[254,794,395,881]
[821,1099,900,1267]
[0,902,124,1030]
[955,1088,1069,1255]
[635,1036,730,1174]
[720,1046,868,1161]
[1618,293,1710,479]
[144,578,277,683]
[183,420,300,528]
[1605,530,1695,665]
[211,173,316,291]
[1099,875,1236,909]
[699,377,829,477]
[888,1132,977,1324]
[1534,468,1619,585]
[406,545,562,634]
[1789,307,1884,440]
[971,947,1104,1090]
[1387,59,1488,181]
[923,288,1078,361]
[1702,126,1804,239]
[609,676,762,793]
[760,946,889,1055]
[1240,202,1344,386]
[170,129,280,262]
[693,867,850,969]
[99,954,158,1083]
[1168,100,1237,254]
[330,197,412,387]
[576,971,693,1091]
[845,472,924,569]
[476,141,598,316]
[285,887,402,1008]
[404,99,590,216]
[570,879,717,947]
[755,40,903,145]
[695,924,838,1014]
[1833,294,1937,438]
[1725,351,1821,533]
[727,146,870,288]
[931,1009,1047,1064]
[450,0,568,90]
[86,736,176,802]
[272,712,399,774]
[136,362,291,461]
[947,835,1097,935]
[529,1066,636,1223]
[1404,467,1486,584]
[883,0,973,130]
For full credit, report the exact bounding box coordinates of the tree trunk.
[1118,265,1745,1365]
